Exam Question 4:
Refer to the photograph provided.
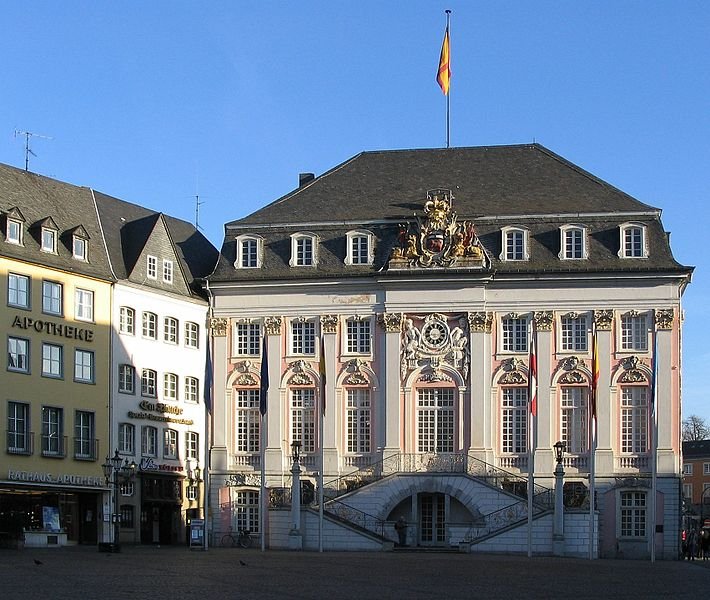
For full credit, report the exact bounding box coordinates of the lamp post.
[289,440,303,550]
[186,460,204,550]
[101,449,136,552]
[553,441,565,556]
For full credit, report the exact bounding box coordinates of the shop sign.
[8,469,104,487]
[12,315,94,342]
[139,458,184,473]
[138,400,183,415]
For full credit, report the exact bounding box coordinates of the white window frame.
[164,317,178,344]
[234,389,260,453]
[620,386,648,454]
[499,226,529,262]
[500,315,529,353]
[619,312,649,352]
[185,377,199,403]
[147,255,158,279]
[345,230,374,266]
[559,224,588,260]
[8,336,29,373]
[233,322,261,356]
[119,306,135,335]
[118,423,135,455]
[142,312,157,340]
[118,364,135,394]
[618,222,648,259]
[41,227,57,253]
[560,387,588,454]
[74,349,94,383]
[619,490,647,538]
[683,463,693,476]
[417,387,455,453]
[75,288,94,322]
[683,483,693,500]
[74,410,95,459]
[163,373,178,401]
[7,401,30,453]
[291,388,316,453]
[163,429,178,459]
[560,313,588,352]
[6,219,22,245]
[290,319,316,355]
[42,281,62,316]
[235,235,263,269]
[704,463,710,476]
[186,431,199,460]
[346,388,371,454]
[289,232,317,267]
[141,369,157,397]
[141,426,158,457]
[42,343,63,378]
[185,322,199,348]
[501,387,528,454]
[162,259,173,284]
[8,273,30,309]
[41,406,63,456]
[345,317,371,355]
[72,236,88,261]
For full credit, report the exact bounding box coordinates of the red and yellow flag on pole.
[437,27,451,95]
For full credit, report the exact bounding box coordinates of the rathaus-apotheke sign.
[8,469,104,487]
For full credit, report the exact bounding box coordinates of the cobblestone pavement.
[2,546,709,600]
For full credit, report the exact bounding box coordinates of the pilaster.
[594,310,614,474]
[534,311,554,474]
[321,315,339,473]
[468,311,492,462]
[655,308,676,473]
[379,312,403,455]
[209,318,229,472]
[263,316,284,474]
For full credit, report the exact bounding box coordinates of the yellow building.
[0,166,114,547]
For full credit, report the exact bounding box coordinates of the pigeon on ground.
[239,560,247,566]
[33,559,42,566]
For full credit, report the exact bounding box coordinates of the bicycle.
[220,526,253,548]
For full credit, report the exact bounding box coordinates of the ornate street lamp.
[289,440,302,550]
[101,449,137,552]
[553,441,566,556]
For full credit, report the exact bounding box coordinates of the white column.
[210,321,229,472]
[380,313,403,458]
[468,312,492,463]
[264,317,284,475]
[321,320,339,475]
[655,309,676,473]
[595,323,614,474]
[535,314,554,474]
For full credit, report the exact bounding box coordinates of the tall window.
[42,343,62,378]
[164,373,178,400]
[119,423,135,455]
[74,349,94,383]
[501,227,528,261]
[185,377,199,403]
[561,387,588,454]
[233,323,260,355]
[291,389,315,453]
[235,389,260,453]
[621,313,648,351]
[620,224,646,258]
[41,227,57,253]
[42,281,62,315]
[417,388,455,453]
[141,426,157,457]
[7,401,30,454]
[295,236,314,266]
[346,231,372,265]
[141,369,157,397]
[142,312,157,339]
[147,255,158,279]
[239,238,260,268]
[164,317,178,344]
[620,491,646,537]
[164,429,178,459]
[6,219,22,244]
[162,259,173,284]
[621,387,648,454]
[291,320,316,355]
[502,317,528,352]
[561,315,588,352]
[233,490,260,533]
[119,364,135,393]
[186,432,199,460]
[501,388,528,454]
[73,236,87,261]
[185,322,199,348]
[346,319,371,354]
[74,411,95,459]
[41,406,63,456]
[8,337,29,373]
[8,273,30,308]
[120,505,135,529]
[561,226,586,259]
[346,389,371,453]
[119,307,135,335]
[75,289,94,322]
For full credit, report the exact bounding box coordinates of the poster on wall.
[43,506,61,532]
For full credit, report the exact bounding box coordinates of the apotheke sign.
[8,469,104,487]
[12,315,95,342]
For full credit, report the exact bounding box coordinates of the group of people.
[683,527,710,560]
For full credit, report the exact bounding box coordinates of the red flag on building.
[319,335,326,415]
[528,327,537,417]
[591,329,599,424]
[436,26,451,95]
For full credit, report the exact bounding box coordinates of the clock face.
[421,319,449,351]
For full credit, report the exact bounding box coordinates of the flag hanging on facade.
[437,26,451,95]
[591,328,599,424]
[259,335,269,416]
[528,326,537,417]
[651,329,657,419]
[203,338,213,413]
[319,335,326,415]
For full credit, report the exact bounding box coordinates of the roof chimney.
[299,172,315,187]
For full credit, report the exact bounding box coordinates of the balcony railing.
[617,455,649,470]
[74,438,99,461]
[41,435,67,458]
[6,431,34,455]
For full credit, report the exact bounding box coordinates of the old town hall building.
[206,144,691,559]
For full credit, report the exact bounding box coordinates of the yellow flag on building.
[437,27,451,95]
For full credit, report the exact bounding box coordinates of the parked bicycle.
[220,526,253,548]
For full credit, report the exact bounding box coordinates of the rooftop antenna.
[14,129,53,171]
[193,166,205,231]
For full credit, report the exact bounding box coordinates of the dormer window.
[619,223,647,258]
[41,227,57,253]
[235,235,263,269]
[345,230,374,266]
[559,225,587,260]
[6,219,22,245]
[147,255,158,279]
[73,236,87,261]
[499,226,529,262]
[290,233,317,267]
[163,259,173,284]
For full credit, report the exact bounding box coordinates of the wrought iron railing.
[6,430,33,455]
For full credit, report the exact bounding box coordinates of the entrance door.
[419,493,446,546]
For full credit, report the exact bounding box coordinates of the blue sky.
[1,2,708,422]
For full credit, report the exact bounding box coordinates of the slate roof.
[683,441,710,460]
[0,163,114,280]
[211,144,692,283]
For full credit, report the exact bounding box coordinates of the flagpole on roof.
[437,10,452,148]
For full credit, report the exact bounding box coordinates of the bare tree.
[683,415,710,441]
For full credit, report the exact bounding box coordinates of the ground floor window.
[620,490,646,538]
[233,490,260,533]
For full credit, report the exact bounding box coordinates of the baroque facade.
[206,144,691,558]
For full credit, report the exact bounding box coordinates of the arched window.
[499,226,529,261]
[501,387,528,455]
[620,386,649,454]
[560,386,588,454]
[234,388,261,454]
[235,235,263,269]
[417,387,456,453]
[346,388,371,454]
[559,224,588,260]
[291,388,316,453]
[618,222,648,259]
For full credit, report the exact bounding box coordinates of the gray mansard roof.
[211,144,692,283]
